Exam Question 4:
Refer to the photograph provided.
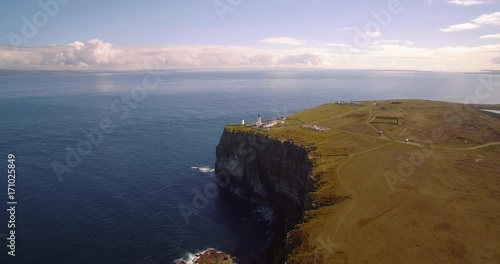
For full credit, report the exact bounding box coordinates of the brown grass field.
[227,100,500,263]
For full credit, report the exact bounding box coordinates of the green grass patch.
[370,116,399,125]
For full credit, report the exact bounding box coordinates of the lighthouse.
[257,114,262,126]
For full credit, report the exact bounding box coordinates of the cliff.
[215,129,316,261]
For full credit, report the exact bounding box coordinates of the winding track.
[395,141,500,150]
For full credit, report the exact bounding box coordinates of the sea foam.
[191,166,215,173]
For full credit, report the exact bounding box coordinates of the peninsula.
[215,99,500,263]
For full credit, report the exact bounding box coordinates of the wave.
[253,205,275,223]
[172,252,197,264]
[191,166,215,173]
[172,248,234,264]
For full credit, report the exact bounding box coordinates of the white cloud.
[348,43,500,71]
[0,39,120,69]
[439,23,480,32]
[366,31,382,37]
[0,39,327,69]
[480,33,500,39]
[325,43,352,47]
[440,12,500,33]
[338,27,352,31]
[259,37,305,45]
[373,40,400,45]
[473,12,500,25]
[1,39,499,72]
[447,0,494,6]
[63,39,118,66]
[278,53,324,65]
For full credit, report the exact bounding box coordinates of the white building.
[263,121,278,128]
[257,114,262,126]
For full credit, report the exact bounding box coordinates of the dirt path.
[313,105,370,125]
[395,141,500,151]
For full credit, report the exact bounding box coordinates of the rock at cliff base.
[173,248,235,264]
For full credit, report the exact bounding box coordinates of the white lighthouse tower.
[257,114,262,126]
[241,119,245,125]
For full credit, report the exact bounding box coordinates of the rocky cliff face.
[215,128,315,261]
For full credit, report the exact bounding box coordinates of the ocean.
[0,69,498,263]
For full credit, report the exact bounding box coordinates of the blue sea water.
[0,69,498,264]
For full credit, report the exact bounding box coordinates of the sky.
[0,0,499,71]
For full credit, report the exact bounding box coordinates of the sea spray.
[172,248,235,264]
[191,166,215,173]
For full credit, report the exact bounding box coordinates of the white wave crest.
[172,248,230,264]
[191,166,215,173]
[172,252,197,264]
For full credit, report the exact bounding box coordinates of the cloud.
[440,12,500,33]
[1,39,500,72]
[259,37,305,45]
[62,39,118,66]
[0,39,327,69]
[373,40,400,45]
[366,31,382,37]
[325,43,352,47]
[491,57,500,63]
[338,27,352,31]
[0,39,120,69]
[473,12,500,25]
[325,42,500,71]
[278,53,324,65]
[480,33,500,39]
[439,23,480,32]
[447,0,494,5]
[248,54,275,65]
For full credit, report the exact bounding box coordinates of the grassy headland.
[226,99,500,263]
